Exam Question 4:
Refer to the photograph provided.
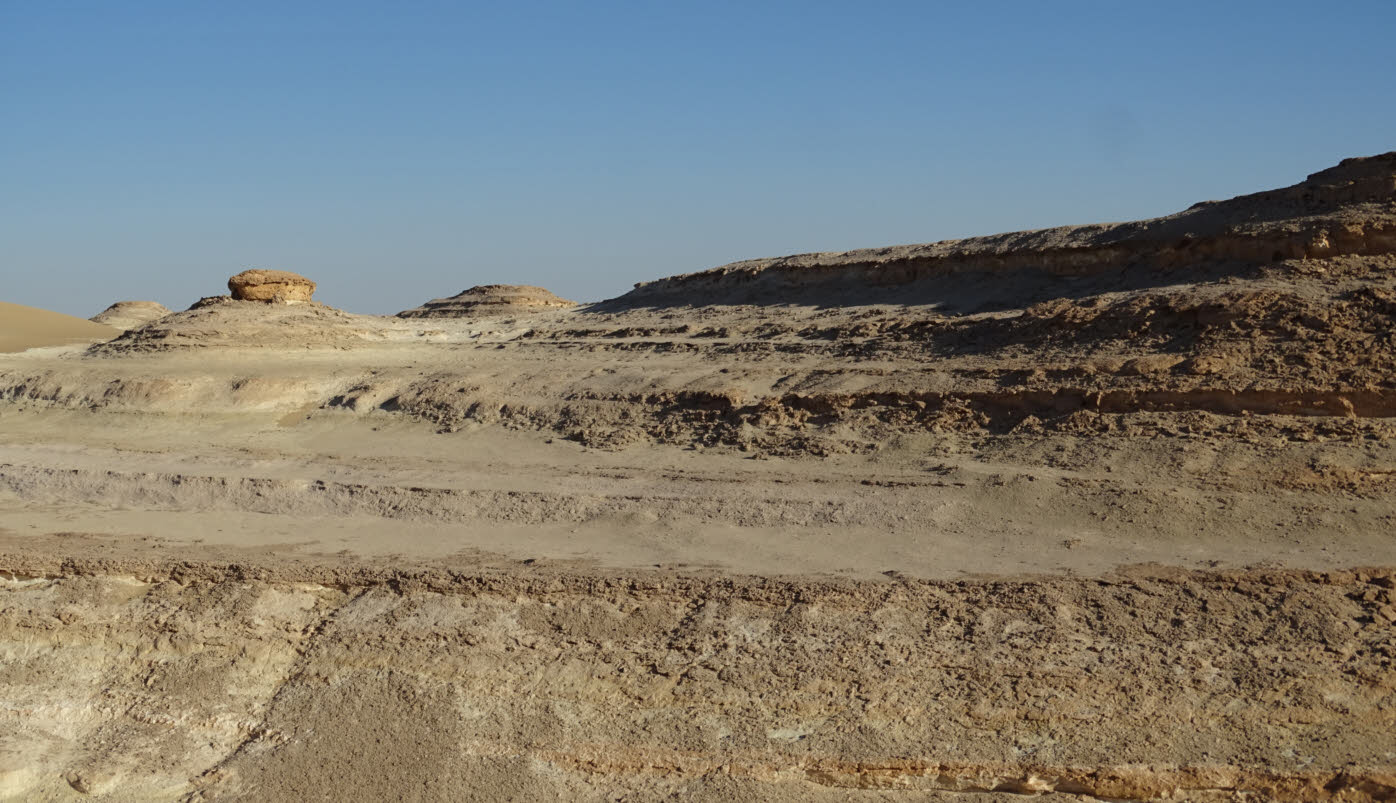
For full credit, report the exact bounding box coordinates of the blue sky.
[3,1,1394,316]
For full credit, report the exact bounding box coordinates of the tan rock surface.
[227,269,316,303]
[91,299,420,353]
[397,284,576,318]
[89,300,172,331]
[1,556,1392,802]
[624,151,1396,305]
[1,153,1395,800]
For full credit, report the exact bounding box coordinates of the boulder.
[397,285,575,318]
[90,301,172,331]
[227,270,316,304]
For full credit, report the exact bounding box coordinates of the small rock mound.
[397,285,576,319]
[188,295,237,310]
[228,270,316,304]
[89,301,172,332]
[89,301,395,354]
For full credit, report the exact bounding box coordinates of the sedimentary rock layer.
[624,152,1396,303]
[4,153,1396,800]
[88,301,171,332]
[0,559,1393,801]
[397,284,576,318]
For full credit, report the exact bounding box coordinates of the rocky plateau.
[1,154,1395,801]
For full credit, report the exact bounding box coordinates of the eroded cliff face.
[2,560,1394,802]
[7,254,1394,454]
[0,572,324,800]
[625,153,1396,303]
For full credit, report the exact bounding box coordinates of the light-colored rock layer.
[1,153,1395,801]
[0,560,1391,801]
[89,301,172,331]
[87,301,428,353]
[397,284,576,318]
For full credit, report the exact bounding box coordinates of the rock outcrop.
[89,301,172,331]
[87,299,410,353]
[621,151,1396,305]
[227,269,316,304]
[5,152,1396,801]
[0,559,1393,802]
[397,285,575,318]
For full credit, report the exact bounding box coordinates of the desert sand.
[0,302,118,353]
[1,154,1395,801]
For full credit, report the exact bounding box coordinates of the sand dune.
[0,301,118,353]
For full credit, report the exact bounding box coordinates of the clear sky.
[3,1,1394,317]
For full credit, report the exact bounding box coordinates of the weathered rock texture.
[87,301,424,353]
[2,153,1396,801]
[89,301,172,332]
[0,559,1392,801]
[227,270,316,304]
[397,284,575,318]
[623,151,1396,304]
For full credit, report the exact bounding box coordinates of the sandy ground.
[1,154,1394,801]
[0,302,118,353]
[1,385,1392,580]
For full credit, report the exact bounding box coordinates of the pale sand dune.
[0,301,119,352]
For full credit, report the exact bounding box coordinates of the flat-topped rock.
[619,152,1396,306]
[90,301,172,331]
[397,285,575,318]
[228,270,316,304]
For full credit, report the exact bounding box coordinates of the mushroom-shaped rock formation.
[396,285,576,318]
[227,269,316,304]
[89,301,173,331]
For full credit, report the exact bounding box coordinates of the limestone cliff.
[624,153,1396,304]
